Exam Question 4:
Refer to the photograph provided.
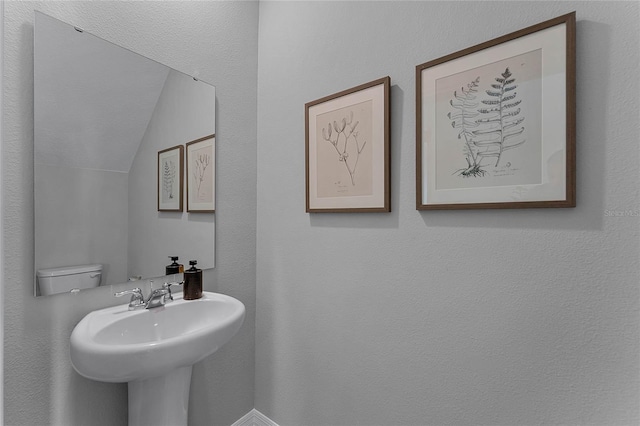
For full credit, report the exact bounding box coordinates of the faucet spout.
[144,288,170,309]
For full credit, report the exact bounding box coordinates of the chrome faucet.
[114,284,177,310]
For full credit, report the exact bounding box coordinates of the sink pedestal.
[70,292,245,426]
[128,366,192,426]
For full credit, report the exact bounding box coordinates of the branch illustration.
[322,110,366,185]
[192,153,211,198]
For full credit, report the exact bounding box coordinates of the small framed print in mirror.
[158,145,184,212]
[186,134,216,213]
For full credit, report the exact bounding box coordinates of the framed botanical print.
[157,145,184,212]
[186,134,215,213]
[306,76,391,212]
[416,12,576,209]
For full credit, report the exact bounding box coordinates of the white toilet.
[37,264,103,296]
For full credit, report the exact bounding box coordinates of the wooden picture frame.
[416,12,576,210]
[305,76,391,213]
[186,134,216,213]
[157,145,184,212]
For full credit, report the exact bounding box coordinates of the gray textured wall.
[5,1,640,425]
[255,2,639,425]
[4,1,258,425]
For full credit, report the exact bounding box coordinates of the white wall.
[4,1,258,425]
[128,69,216,279]
[255,2,639,425]
[35,165,129,287]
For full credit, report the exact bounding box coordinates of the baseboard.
[231,409,279,426]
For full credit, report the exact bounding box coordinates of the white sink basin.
[71,291,245,382]
[70,291,245,426]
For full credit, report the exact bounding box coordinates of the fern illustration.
[163,160,176,199]
[448,77,486,177]
[472,67,525,167]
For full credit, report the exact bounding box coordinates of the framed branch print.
[306,76,391,213]
[186,134,215,213]
[158,145,184,212]
[416,12,576,210]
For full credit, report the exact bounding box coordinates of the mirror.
[34,11,215,296]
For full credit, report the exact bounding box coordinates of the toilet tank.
[37,264,103,296]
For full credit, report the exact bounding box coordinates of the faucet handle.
[162,281,183,302]
[114,287,145,310]
[114,287,143,298]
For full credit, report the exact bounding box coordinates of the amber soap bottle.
[165,256,180,275]
[183,260,203,300]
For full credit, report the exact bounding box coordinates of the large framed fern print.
[416,12,576,210]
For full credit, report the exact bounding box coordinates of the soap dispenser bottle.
[183,260,202,300]
[166,256,180,275]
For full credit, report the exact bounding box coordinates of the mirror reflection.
[34,12,215,296]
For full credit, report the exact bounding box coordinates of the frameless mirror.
[34,11,215,296]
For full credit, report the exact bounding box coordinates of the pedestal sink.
[70,291,245,426]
